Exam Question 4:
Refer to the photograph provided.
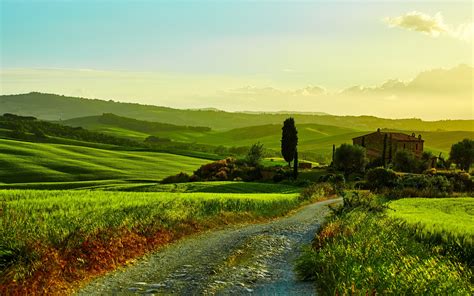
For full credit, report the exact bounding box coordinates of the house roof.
[352,131,424,142]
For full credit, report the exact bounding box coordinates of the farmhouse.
[352,129,424,162]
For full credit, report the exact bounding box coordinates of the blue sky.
[0,1,472,118]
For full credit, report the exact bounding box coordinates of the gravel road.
[76,198,341,295]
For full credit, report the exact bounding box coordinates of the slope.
[0,138,208,183]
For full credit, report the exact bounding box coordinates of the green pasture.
[0,139,208,183]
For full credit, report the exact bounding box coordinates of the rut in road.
[76,198,341,295]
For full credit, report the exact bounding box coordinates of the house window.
[403,143,406,149]
[416,144,418,150]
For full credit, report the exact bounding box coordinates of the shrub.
[193,158,235,180]
[449,139,474,171]
[387,174,452,198]
[434,171,473,193]
[245,142,264,167]
[161,172,191,184]
[365,167,398,190]
[319,173,345,185]
[273,168,293,183]
[299,182,335,201]
[333,144,367,176]
[393,150,417,173]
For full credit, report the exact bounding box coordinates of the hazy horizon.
[1,0,473,120]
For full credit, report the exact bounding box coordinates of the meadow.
[389,198,474,262]
[0,189,308,294]
[296,194,474,295]
[0,138,208,183]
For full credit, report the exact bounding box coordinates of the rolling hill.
[61,114,473,160]
[63,113,212,142]
[1,92,472,131]
[0,138,208,183]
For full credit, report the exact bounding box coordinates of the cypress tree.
[293,149,299,179]
[281,117,298,167]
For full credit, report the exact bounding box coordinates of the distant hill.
[58,113,473,162]
[63,113,211,142]
[1,92,472,131]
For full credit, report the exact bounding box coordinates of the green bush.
[161,172,191,184]
[318,173,345,184]
[333,144,367,176]
[365,167,399,190]
[387,174,452,198]
[299,182,335,201]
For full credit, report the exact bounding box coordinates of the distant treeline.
[0,113,259,161]
[98,113,211,133]
[1,113,140,147]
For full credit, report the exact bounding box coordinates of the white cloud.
[385,11,473,41]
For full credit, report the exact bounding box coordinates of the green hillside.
[0,138,208,183]
[1,92,472,131]
[58,113,474,161]
[63,113,211,141]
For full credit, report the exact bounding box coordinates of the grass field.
[0,138,208,183]
[97,181,302,193]
[0,180,302,193]
[0,189,304,294]
[296,194,474,294]
[389,198,474,261]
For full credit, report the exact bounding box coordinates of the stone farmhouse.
[352,129,424,163]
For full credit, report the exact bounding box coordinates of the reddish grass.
[0,212,270,295]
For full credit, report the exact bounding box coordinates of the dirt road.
[76,198,341,295]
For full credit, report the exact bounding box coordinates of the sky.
[1,0,473,120]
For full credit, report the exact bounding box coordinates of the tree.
[450,139,474,171]
[333,144,367,177]
[281,117,298,167]
[246,142,264,167]
[392,150,416,173]
[293,149,299,179]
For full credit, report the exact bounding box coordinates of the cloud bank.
[385,11,473,41]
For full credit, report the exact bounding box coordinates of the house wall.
[353,132,387,161]
[353,132,424,162]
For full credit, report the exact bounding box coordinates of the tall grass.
[389,198,474,264]
[296,194,473,295]
[0,190,302,294]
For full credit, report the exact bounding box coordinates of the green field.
[0,180,302,193]
[98,181,302,193]
[1,190,302,243]
[389,198,474,255]
[0,189,304,293]
[296,194,474,294]
[0,138,208,183]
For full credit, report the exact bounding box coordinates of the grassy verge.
[295,193,473,295]
[1,189,317,295]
